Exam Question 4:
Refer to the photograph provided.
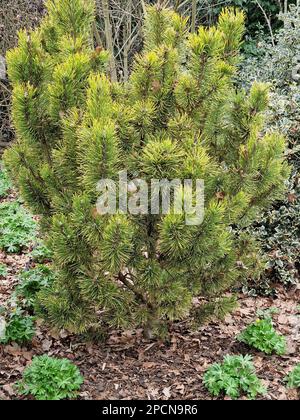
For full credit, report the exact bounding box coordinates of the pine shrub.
[4,0,290,337]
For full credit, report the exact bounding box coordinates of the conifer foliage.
[4,0,290,337]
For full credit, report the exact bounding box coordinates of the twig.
[140,0,147,16]
[101,0,118,82]
[93,21,103,47]
[191,0,197,33]
[254,0,275,47]
[285,145,300,157]
[118,271,153,309]
[143,342,157,353]
[0,80,11,95]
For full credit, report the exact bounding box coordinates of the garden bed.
[0,189,299,400]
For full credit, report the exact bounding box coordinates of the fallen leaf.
[162,387,171,399]
[4,344,22,356]
[59,329,69,339]
[3,384,15,396]
[175,383,185,394]
[142,362,156,369]
[42,339,52,351]
[184,354,190,362]
[22,351,33,361]
[278,314,288,324]
[286,339,297,355]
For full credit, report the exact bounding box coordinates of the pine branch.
[118,271,154,309]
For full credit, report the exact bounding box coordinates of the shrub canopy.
[4,0,289,337]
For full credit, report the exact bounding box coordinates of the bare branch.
[254,0,275,47]
[101,0,118,82]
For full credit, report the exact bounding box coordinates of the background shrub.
[239,5,300,292]
[0,0,45,153]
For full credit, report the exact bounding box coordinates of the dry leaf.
[4,344,22,356]
[162,387,171,398]
[142,362,156,369]
[42,339,52,351]
[3,384,15,396]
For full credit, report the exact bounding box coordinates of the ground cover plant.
[16,355,83,400]
[285,364,300,389]
[203,354,266,399]
[0,201,36,253]
[0,166,12,198]
[30,240,53,263]
[0,262,8,277]
[0,309,35,345]
[14,265,56,310]
[238,316,287,355]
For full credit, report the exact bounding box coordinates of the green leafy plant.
[30,241,53,263]
[0,201,36,253]
[285,364,300,389]
[203,354,266,399]
[0,263,8,277]
[0,310,35,345]
[238,317,287,355]
[4,0,290,337]
[14,265,56,309]
[0,165,12,198]
[17,355,83,400]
